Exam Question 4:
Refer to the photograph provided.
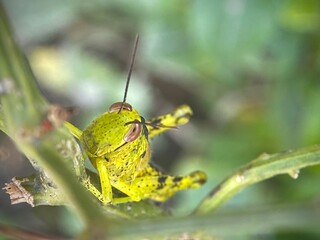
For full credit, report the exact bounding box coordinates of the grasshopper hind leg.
[133,166,207,202]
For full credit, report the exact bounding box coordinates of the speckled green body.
[66,104,207,204]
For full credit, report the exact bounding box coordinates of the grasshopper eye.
[124,123,141,142]
[109,102,133,113]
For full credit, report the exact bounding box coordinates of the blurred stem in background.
[0,2,111,237]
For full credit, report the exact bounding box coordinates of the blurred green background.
[1,0,320,239]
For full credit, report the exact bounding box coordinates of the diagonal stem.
[194,145,320,214]
[0,2,107,228]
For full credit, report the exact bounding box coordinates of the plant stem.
[194,145,320,214]
[110,201,320,239]
[0,2,107,228]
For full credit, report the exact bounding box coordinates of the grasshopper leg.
[65,122,114,204]
[147,105,193,139]
[133,166,207,201]
[79,158,113,205]
[95,157,113,204]
[111,166,207,203]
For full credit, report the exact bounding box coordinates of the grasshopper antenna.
[118,34,140,113]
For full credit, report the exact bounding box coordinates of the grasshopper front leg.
[147,105,193,139]
[64,122,114,204]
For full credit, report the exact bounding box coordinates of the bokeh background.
[1,0,320,239]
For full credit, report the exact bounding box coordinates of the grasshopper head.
[82,102,148,157]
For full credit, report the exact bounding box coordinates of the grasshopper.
[65,35,207,204]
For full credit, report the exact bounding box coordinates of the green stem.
[110,202,320,239]
[0,2,107,228]
[194,145,320,214]
[0,2,45,112]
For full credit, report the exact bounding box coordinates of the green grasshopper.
[65,35,207,204]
